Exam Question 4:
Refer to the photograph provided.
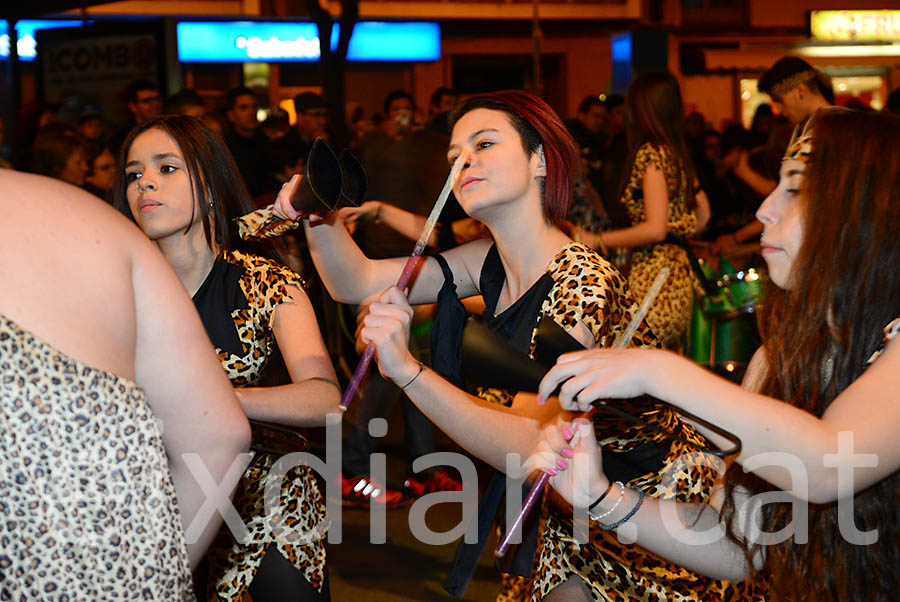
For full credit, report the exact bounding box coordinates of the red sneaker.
[339,473,411,509]
[403,469,463,497]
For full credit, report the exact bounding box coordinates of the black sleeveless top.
[430,243,553,390]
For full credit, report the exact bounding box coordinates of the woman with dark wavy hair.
[257,90,756,601]
[111,115,340,602]
[537,108,900,601]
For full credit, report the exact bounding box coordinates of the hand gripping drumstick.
[495,267,670,557]
[339,154,469,412]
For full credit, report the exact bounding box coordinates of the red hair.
[449,90,580,228]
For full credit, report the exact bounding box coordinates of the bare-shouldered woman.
[0,170,250,599]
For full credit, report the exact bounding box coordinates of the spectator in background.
[201,109,228,136]
[224,86,270,200]
[378,90,415,140]
[280,92,330,160]
[427,86,459,135]
[757,56,833,126]
[109,79,163,155]
[261,107,291,141]
[165,88,207,118]
[565,95,608,161]
[748,103,774,147]
[683,111,706,161]
[30,124,88,187]
[844,98,873,111]
[713,115,793,252]
[82,140,117,200]
[886,85,900,113]
[77,107,105,142]
[12,101,62,170]
[600,93,628,226]
[565,95,613,231]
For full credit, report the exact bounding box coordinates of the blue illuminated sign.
[1,20,92,62]
[176,21,440,62]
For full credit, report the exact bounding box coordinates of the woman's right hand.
[357,286,421,385]
[274,174,337,227]
[537,348,664,412]
[273,174,303,221]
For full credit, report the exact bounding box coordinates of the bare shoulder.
[440,236,494,290]
[0,172,163,379]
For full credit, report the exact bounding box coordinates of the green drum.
[687,256,766,382]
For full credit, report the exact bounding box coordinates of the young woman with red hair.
[258,90,750,600]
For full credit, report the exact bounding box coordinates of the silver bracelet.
[400,361,425,389]
[589,481,625,521]
[597,488,645,531]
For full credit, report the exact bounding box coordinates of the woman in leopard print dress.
[111,116,340,601]
[539,109,900,602]
[260,91,758,601]
[572,72,710,350]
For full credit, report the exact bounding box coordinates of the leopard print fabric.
[495,244,764,601]
[866,317,900,365]
[621,143,699,350]
[237,205,302,241]
[0,314,195,600]
[532,419,766,601]
[204,250,328,601]
[475,242,655,409]
[473,242,657,602]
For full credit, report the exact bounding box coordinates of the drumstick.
[495,267,670,557]
[339,154,469,412]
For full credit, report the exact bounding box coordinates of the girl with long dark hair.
[111,115,340,602]
[537,108,900,601]
[572,71,710,349]
[258,90,758,601]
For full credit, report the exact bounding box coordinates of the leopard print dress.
[197,250,328,601]
[454,243,763,601]
[0,313,195,600]
[621,143,699,350]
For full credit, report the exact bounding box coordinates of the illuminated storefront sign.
[811,10,900,42]
[176,21,440,62]
[0,20,91,61]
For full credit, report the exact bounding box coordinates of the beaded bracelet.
[589,481,625,522]
[400,361,425,390]
[597,488,645,531]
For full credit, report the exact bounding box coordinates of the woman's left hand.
[358,286,421,385]
[537,348,662,412]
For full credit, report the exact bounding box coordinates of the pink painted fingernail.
[562,448,574,458]
[557,459,568,470]
[536,394,544,405]
[546,467,558,476]
[561,427,572,440]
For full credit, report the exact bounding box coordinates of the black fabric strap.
[430,253,467,387]
[664,233,718,296]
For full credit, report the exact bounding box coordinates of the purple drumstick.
[339,156,467,412]
[495,267,670,556]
